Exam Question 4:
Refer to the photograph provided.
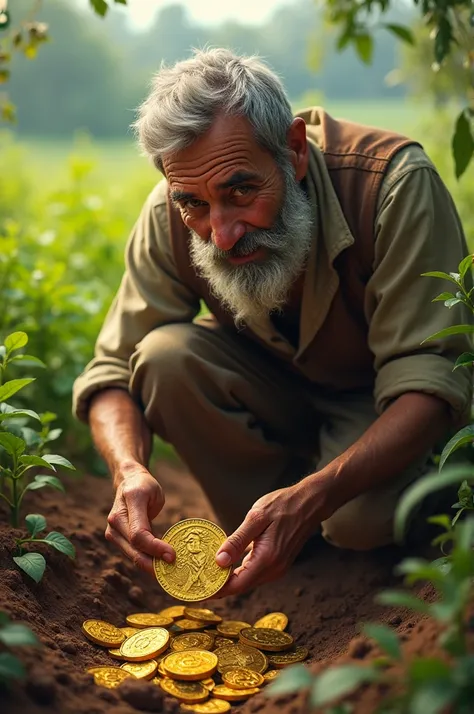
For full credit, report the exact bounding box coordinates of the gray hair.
[132,48,294,172]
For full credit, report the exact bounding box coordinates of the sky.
[114,0,287,29]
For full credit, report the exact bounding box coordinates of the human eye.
[232,185,254,197]
[183,198,207,209]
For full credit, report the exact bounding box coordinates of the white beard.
[189,164,313,325]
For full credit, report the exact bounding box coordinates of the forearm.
[305,391,452,518]
[88,388,152,485]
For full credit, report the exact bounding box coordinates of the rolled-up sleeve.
[366,161,473,423]
[72,180,200,423]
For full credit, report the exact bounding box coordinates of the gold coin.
[87,666,134,688]
[212,684,260,701]
[175,618,209,632]
[82,620,125,648]
[180,701,231,713]
[262,669,279,683]
[222,668,264,689]
[215,644,268,674]
[120,627,141,638]
[160,605,187,619]
[213,637,234,649]
[171,633,215,652]
[201,678,215,691]
[126,613,174,629]
[268,646,309,668]
[239,627,293,652]
[119,627,170,661]
[254,612,288,631]
[153,519,231,601]
[162,650,218,681]
[108,647,128,661]
[121,659,158,680]
[184,608,222,625]
[216,621,251,638]
[160,678,210,703]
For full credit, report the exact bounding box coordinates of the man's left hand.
[213,479,330,597]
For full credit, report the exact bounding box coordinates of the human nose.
[209,207,246,251]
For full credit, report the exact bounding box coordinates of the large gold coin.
[160,605,187,619]
[121,659,158,680]
[119,627,170,661]
[212,684,260,701]
[222,668,264,689]
[171,633,215,652]
[216,621,251,638]
[180,701,231,713]
[175,619,208,632]
[215,644,268,674]
[160,678,210,703]
[87,666,134,688]
[268,646,309,668]
[126,613,174,629]
[239,627,293,652]
[162,650,218,681]
[82,620,125,648]
[254,612,288,631]
[153,519,231,601]
[184,608,222,625]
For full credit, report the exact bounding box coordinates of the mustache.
[211,229,281,260]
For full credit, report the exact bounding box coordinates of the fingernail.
[162,552,174,563]
[216,552,231,567]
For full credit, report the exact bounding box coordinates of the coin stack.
[82,608,309,712]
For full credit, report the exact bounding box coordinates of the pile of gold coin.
[82,608,309,712]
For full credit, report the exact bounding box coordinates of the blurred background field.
[1,0,472,470]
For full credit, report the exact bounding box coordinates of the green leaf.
[454,352,474,370]
[40,412,57,425]
[0,623,39,647]
[354,34,373,64]
[427,515,452,531]
[452,109,474,180]
[444,298,462,308]
[439,425,474,471]
[385,24,414,45]
[362,624,401,660]
[10,355,46,368]
[408,657,451,683]
[89,0,108,17]
[376,591,430,614]
[0,378,35,402]
[13,553,46,583]
[0,407,41,423]
[25,514,47,537]
[46,428,62,442]
[265,664,312,696]
[458,255,473,280]
[42,454,75,470]
[409,680,456,714]
[19,455,56,471]
[395,466,474,541]
[0,432,25,458]
[394,558,445,585]
[431,556,451,574]
[457,480,474,506]
[310,665,378,707]
[25,475,65,493]
[432,292,455,302]
[0,652,25,680]
[421,324,474,344]
[4,332,28,353]
[421,271,461,286]
[114,0,127,4]
[44,531,75,558]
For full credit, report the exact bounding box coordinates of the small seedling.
[0,611,40,684]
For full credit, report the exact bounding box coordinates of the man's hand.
[213,480,328,597]
[105,463,175,575]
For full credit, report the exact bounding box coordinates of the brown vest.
[166,108,420,390]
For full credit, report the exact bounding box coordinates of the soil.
[0,460,441,714]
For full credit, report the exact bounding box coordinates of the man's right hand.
[105,463,175,575]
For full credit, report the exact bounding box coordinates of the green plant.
[0,611,40,684]
[0,330,76,582]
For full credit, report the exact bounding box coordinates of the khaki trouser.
[129,318,430,549]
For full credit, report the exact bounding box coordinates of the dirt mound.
[0,462,435,714]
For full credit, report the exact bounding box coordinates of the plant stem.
[11,477,19,528]
[0,490,13,508]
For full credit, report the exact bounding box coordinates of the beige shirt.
[73,140,473,424]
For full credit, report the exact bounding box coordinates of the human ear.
[286,118,308,181]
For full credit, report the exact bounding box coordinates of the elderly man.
[73,48,471,597]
